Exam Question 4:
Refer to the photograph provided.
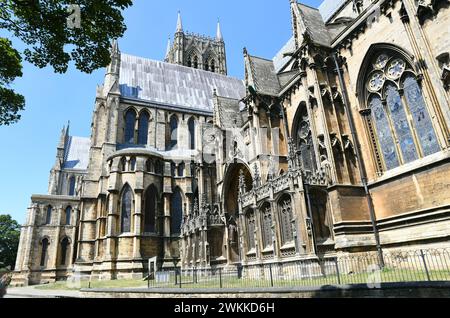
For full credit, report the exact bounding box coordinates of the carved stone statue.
[320,155,333,185]
[228,216,238,244]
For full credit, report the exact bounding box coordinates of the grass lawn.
[33,268,450,291]
[35,279,147,291]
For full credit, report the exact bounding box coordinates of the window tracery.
[363,52,440,171]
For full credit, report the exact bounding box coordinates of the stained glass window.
[364,52,441,172]
[125,109,136,144]
[45,206,52,225]
[65,206,72,225]
[385,84,419,163]
[188,117,195,150]
[167,115,178,150]
[60,237,69,265]
[171,188,183,235]
[40,238,49,267]
[121,185,133,233]
[403,75,440,156]
[68,176,76,196]
[370,96,400,170]
[130,157,136,171]
[144,186,157,233]
[138,111,149,145]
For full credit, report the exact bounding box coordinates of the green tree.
[0,215,20,270]
[0,0,132,125]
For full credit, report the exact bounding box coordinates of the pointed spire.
[216,19,223,41]
[66,120,70,137]
[176,11,183,33]
[58,122,70,149]
[165,37,171,60]
[111,39,119,54]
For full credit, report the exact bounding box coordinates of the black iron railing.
[146,248,450,289]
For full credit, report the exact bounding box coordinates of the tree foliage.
[0,0,133,125]
[0,215,20,270]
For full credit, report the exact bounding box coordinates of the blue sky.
[0,0,321,224]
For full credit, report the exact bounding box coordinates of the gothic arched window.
[166,115,178,150]
[246,209,256,250]
[261,204,273,249]
[362,51,440,172]
[210,60,216,73]
[193,56,199,69]
[130,157,136,171]
[144,185,157,233]
[187,56,192,68]
[60,237,70,265]
[278,196,294,246]
[45,206,52,225]
[40,238,49,267]
[65,206,72,225]
[68,176,76,196]
[188,117,195,150]
[171,188,183,235]
[124,109,136,144]
[120,157,127,172]
[146,158,154,173]
[177,162,185,177]
[120,185,133,233]
[138,111,149,145]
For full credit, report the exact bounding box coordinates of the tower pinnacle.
[176,11,183,33]
[216,19,223,41]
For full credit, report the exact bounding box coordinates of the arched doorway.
[223,162,253,217]
[221,162,253,263]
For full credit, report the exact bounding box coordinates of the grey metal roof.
[119,53,245,112]
[318,0,347,23]
[247,55,281,96]
[273,36,296,73]
[63,136,90,170]
[298,3,331,48]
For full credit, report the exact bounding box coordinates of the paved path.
[4,286,80,298]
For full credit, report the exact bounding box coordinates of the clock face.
[368,72,386,92]
[387,59,406,80]
[374,54,389,69]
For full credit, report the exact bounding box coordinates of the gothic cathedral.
[13,0,450,285]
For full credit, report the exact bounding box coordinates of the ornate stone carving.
[436,52,450,89]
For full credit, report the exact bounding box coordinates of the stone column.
[105,193,118,259]
[133,191,142,259]
[94,197,102,260]
[163,194,172,257]
[69,208,79,266]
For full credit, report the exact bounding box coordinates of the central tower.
[165,12,227,75]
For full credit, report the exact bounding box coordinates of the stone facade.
[13,0,450,286]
